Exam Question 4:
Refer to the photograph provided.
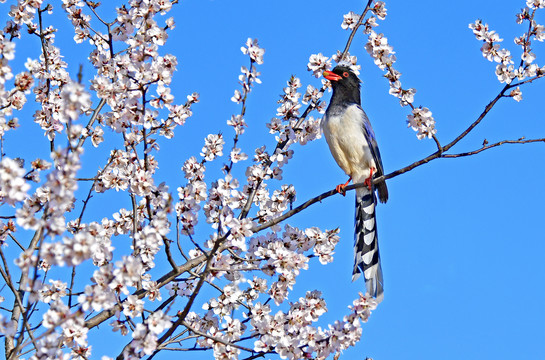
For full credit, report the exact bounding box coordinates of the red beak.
[323,70,342,81]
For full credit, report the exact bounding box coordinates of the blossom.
[200,133,225,161]
[231,89,242,103]
[227,114,247,135]
[113,256,145,291]
[296,116,322,145]
[307,227,340,264]
[276,76,302,121]
[534,24,545,41]
[241,38,265,64]
[372,1,387,20]
[363,15,379,34]
[147,310,172,334]
[91,125,104,147]
[14,71,33,92]
[510,87,523,101]
[40,280,67,303]
[469,19,490,41]
[332,51,361,75]
[495,63,515,83]
[0,157,29,206]
[307,53,331,78]
[230,147,248,163]
[365,31,396,70]
[167,97,197,126]
[302,84,322,105]
[407,107,437,140]
[123,295,145,318]
[469,19,516,82]
[526,0,545,8]
[166,279,196,297]
[182,156,205,180]
[341,11,360,30]
[389,84,416,106]
[62,317,89,347]
[349,292,378,322]
[134,225,164,268]
[60,81,91,121]
[129,323,158,355]
[226,217,254,250]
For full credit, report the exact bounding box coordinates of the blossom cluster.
[189,290,377,360]
[470,3,545,102]
[264,74,324,152]
[0,25,32,139]
[253,70,323,206]
[307,51,361,78]
[0,157,30,206]
[407,107,437,140]
[177,164,207,235]
[248,291,377,360]
[357,3,437,140]
[241,37,265,65]
[189,225,344,359]
[232,38,264,106]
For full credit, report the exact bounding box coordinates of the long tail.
[353,187,384,303]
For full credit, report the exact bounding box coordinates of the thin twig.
[340,0,374,60]
[442,137,545,158]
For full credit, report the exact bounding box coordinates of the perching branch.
[252,78,545,234]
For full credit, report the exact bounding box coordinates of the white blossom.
[241,38,265,64]
[307,53,331,78]
[407,107,437,140]
[201,133,225,161]
[510,87,523,101]
[0,157,29,206]
[341,11,360,30]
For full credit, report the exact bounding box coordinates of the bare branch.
[442,137,545,158]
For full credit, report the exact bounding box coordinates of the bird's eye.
[343,72,349,78]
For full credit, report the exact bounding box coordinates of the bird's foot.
[335,177,352,196]
[363,168,375,191]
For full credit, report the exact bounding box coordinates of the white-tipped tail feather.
[353,187,384,303]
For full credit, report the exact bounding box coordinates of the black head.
[323,65,361,106]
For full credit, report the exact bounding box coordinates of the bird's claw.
[363,167,375,191]
[335,183,347,196]
[335,177,352,196]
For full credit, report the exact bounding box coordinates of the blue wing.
[357,105,388,203]
[357,105,385,179]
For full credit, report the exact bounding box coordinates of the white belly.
[322,104,375,183]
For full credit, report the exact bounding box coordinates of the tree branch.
[340,0,374,61]
[442,137,545,158]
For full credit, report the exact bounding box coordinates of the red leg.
[335,177,352,196]
[363,167,375,191]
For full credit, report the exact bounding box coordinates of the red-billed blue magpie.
[321,65,388,302]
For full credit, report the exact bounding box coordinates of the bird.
[321,64,388,302]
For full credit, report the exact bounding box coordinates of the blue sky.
[2,0,545,359]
